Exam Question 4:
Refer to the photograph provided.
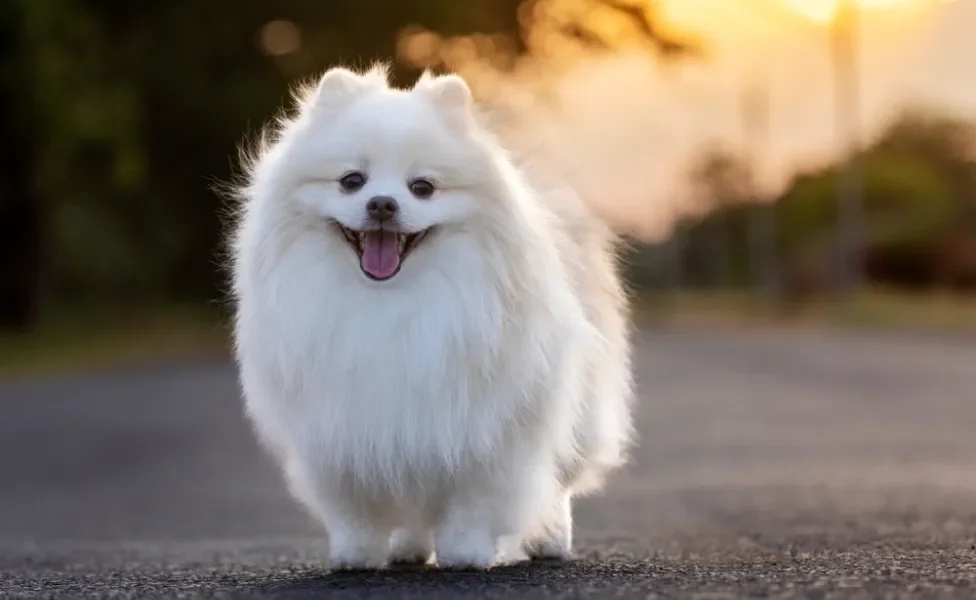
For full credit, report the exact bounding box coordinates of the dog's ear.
[303,64,389,115]
[415,72,474,128]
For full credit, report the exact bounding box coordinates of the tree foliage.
[666,107,976,294]
[0,0,688,330]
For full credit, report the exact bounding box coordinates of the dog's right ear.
[414,71,474,131]
[301,65,388,116]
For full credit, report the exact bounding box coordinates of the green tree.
[0,0,701,331]
[777,152,954,253]
[869,105,976,228]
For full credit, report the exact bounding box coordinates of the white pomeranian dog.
[228,63,634,571]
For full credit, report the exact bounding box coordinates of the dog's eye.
[408,178,435,199]
[339,172,366,192]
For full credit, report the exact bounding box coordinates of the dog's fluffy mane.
[225,60,635,570]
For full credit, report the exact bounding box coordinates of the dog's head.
[268,64,511,284]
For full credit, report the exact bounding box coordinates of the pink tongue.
[361,230,401,280]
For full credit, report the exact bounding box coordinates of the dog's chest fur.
[237,247,569,492]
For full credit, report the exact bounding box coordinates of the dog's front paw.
[434,529,495,570]
[525,494,573,561]
[495,535,530,566]
[329,529,388,572]
[524,536,573,561]
[388,528,433,566]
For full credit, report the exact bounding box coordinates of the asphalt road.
[2,325,976,599]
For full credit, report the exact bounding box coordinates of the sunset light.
[783,0,945,22]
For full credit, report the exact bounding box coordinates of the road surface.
[2,326,975,598]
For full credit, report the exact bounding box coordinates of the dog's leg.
[285,466,391,571]
[433,490,498,570]
[435,451,559,570]
[524,492,573,560]
[388,526,434,565]
[327,516,390,570]
[323,498,390,571]
[301,486,389,570]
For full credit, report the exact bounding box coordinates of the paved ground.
[2,325,976,599]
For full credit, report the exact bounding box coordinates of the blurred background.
[2,5,976,594]
[1,0,975,374]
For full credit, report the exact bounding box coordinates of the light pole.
[831,0,865,293]
[730,0,867,293]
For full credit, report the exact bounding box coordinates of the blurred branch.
[558,22,611,51]
[591,0,700,57]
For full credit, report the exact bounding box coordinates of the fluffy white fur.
[228,63,634,571]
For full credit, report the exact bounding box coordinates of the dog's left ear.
[301,63,389,117]
[415,72,474,129]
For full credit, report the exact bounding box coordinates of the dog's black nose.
[366,196,398,222]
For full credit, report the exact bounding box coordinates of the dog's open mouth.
[332,222,432,281]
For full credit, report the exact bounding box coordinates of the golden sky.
[400,0,975,237]
[655,0,976,191]
[541,0,976,234]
